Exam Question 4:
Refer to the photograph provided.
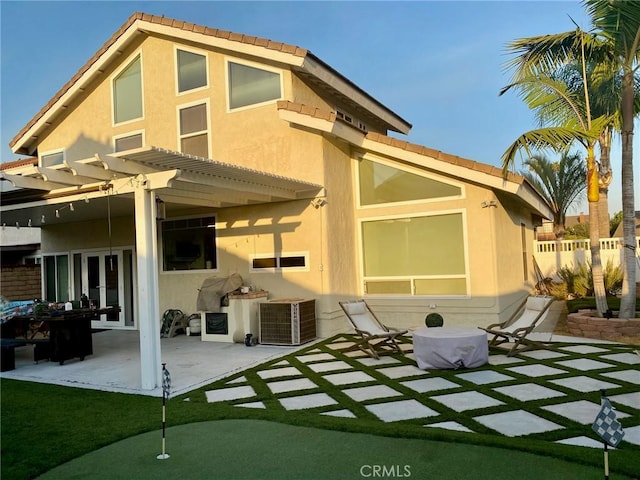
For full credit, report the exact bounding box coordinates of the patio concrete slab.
[619,425,640,446]
[400,377,460,393]
[549,376,620,393]
[609,391,640,409]
[376,365,426,379]
[297,353,336,363]
[424,421,474,433]
[235,401,266,409]
[519,350,568,360]
[474,410,564,437]
[355,356,400,367]
[542,400,631,424]
[343,385,402,402]
[556,436,609,449]
[558,345,608,354]
[279,392,338,410]
[554,358,615,371]
[321,409,357,418]
[257,366,302,379]
[488,355,525,366]
[366,399,439,422]
[506,364,567,377]
[306,360,352,373]
[322,371,376,386]
[431,391,504,412]
[601,352,640,365]
[266,378,318,394]
[600,370,640,384]
[205,385,256,402]
[493,383,566,402]
[454,370,513,385]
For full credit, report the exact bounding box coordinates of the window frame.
[355,154,465,210]
[225,58,284,112]
[42,253,70,302]
[39,149,65,168]
[113,130,144,152]
[176,99,211,158]
[358,210,470,298]
[160,214,218,273]
[111,51,144,126]
[174,45,209,95]
[249,252,310,273]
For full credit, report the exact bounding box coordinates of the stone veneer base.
[566,311,640,340]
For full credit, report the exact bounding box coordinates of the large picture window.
[358,158,462,206]
[161,216,217,271]
[41,151,64,168]
[228,61,281,110]
[177,49,207,93]
[361,213,467,295]
[179,103,209,158]
[43,254,69,302]
[113,55,142,124]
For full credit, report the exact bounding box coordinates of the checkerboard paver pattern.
[202,335,640,449]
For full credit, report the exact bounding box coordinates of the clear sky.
[1,0,637,214]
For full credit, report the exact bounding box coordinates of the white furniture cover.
[413,327,488,369]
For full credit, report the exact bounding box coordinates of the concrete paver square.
[601,370,640,385]
[542,400,631,424]
[424,421,473,433]
[366,399,439,422]
[601,352,640,365]
[519,350,568,360]
[549,376,620,393]
[493,383,566,402]
[488,355,524,366]
[343,385,402,402]
[554,358,614,371]
[227,376,247,384]
[609,391,640,409]
[267,378,318,394]
[257,366,302,379]
[455,370,513,385]
[355,356,400,367]
[507,364,567,377]
[326,341,358,351]
[323,371,376,386]
[307,360,352,373]
[556,436,607,449]
[235,401,266,409]
[377,365,426,379]
[401,377,460,393]
[279,392,338,410]
[474,410,564,437]
[321,409,357,418]
[205,385,256,403]
[620,425,640,446]
[298,353,337,363]
[559,345,608,354]
[431,391,504,412]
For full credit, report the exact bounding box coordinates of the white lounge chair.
[339,300,408,359]
[479,296,555,357]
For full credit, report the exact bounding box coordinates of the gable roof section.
[10,12,411,156]
[277,100,553,219]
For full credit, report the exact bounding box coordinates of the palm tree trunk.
[619,71,637,319]
[598,133,612,238]
[587,150,609,316]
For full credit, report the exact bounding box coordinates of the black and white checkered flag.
[592,397,625,447]
[162,365,171,400]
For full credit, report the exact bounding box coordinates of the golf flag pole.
[592,390,625,480]
[157,363,171,460]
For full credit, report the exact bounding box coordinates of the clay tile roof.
[0,157,38,170]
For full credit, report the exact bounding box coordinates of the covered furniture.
[414,327,488,369]
[339,300,407,359]
[479,295,554,357]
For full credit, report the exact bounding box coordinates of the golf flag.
[162,364,171,400]
[592,396,625,447]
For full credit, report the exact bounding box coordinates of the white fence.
[533,236,640,280]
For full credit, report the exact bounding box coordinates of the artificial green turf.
[34,419,636,480]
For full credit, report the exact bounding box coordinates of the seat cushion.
[526,296,552,312]
[342,301,367,316]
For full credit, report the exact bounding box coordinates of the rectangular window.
[250,254,308,272]
[179,103,209,158]
[113,55,142,124]
[361,213,467,296]
[43,254,69,302]
[114,132,143,152]
[228,61,281,110]
[41,151,64,168]
[161,216,216,271]
[177,49,207,93]
[521,223,528,281]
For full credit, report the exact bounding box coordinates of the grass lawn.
[2,331,639,479]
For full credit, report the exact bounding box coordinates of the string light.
[55,209,60,218]
[15,222,20,229]
[28,219,32,227]
[41,215,46,224]
[69,203,74,211]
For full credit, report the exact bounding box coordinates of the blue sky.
[1,0,637,214]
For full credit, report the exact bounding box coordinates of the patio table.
[413,327,488,369]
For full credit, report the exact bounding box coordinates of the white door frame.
[81,249,126,328]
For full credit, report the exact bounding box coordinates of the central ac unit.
[259,299,316,345]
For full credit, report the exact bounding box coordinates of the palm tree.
[521,153,586,238]
[585,0,639,318]
[500,30,612,316]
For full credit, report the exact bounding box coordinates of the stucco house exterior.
[0,12,552,390]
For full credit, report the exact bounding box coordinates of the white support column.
[134,185,162,390]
